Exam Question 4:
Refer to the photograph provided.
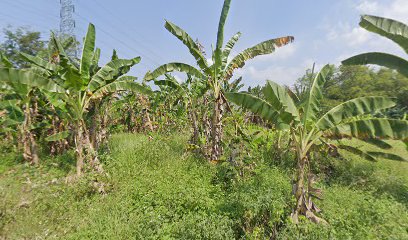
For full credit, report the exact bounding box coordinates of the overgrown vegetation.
[1,1,408,239]
[1,134,407,239]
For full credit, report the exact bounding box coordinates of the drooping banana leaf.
[224,36,294,79]
[364,138,393,149]
[0,68,64,93]
[91,81,152,99]
[165,21,209,71]
[327,118,408,140]
[19,52,58,72]
[225,91,289,129]
[263,80,299,123]
[342,52,408,78]
[337,144,376,161]
[359,15,408,54]
[144,62,204,81]
[88,57,140,92]
[316,96,396,131]
[366,151,407,161]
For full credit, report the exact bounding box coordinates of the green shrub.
[223,166,293,239]
[278,185,408,239]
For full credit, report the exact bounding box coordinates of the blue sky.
[1,0,407,87]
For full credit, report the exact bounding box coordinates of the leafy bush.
[278,186,408,239]
[222,166,292,239]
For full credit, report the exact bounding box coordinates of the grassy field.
[1,133,407,239]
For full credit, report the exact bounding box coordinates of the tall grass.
[0,133,407,239]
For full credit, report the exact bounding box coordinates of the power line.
[11,0,60,19]
[0,0,59,35]
[86,0,166,62]
[0,0,152,71]
[74,12,154,68]
[3,0,59,22]
[0,11,56,32]
[75,23,127,61]
[74,1,162,67]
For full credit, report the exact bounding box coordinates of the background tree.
[0,27,46,68]
[342,15,408,117]
[295,64,408,118]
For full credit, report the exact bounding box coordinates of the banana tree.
[153,74,208,143]
[20,23,152,176]
[226,64,408,223]
[0,52,65,164]
[0,67,64,164]
[342,15,408,111]
[144,0,294,161]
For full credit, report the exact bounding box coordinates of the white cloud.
[356,1,379,13]
[235,0,408,89]
[324,0,408,56]
[344,27,371,47]
[325,20,371,47]
[248,65,300,85]
[237,59,317,87]
[383,0,408,23]
[355,0,408,23]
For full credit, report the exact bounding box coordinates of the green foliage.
[0,27,46,68]
[342,15,408,118]
[227,64,408,224]
[1,133,407,239]
[278,186,408,239]
[295,64,408,118]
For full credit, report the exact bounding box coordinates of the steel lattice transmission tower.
[59,0,77,57]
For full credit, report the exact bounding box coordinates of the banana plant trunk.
[188,104,199,144]
[98,104,110,147]
[292,151,307,223]
[89,101,110,150]
[89,102,99,150]
[22,102,39,165]
[74,121,85,176]
[50,116,69,155]
[292,149,326,224]
[74,120,103,176]
[202,95,212,159]
[139,95,154,132]
[210,95,224,161]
